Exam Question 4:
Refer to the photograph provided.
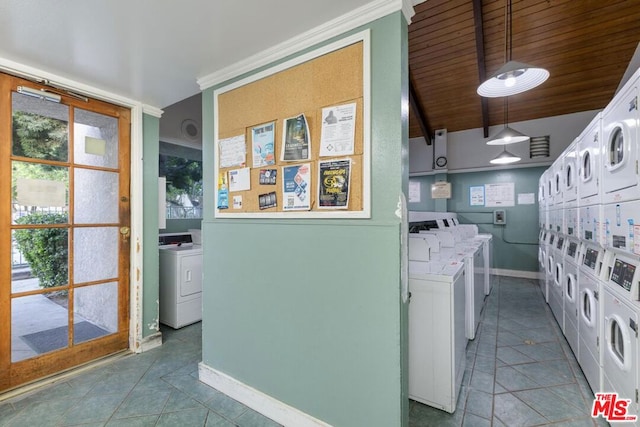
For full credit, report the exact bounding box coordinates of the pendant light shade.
[477,0,549,98]
[477,60,549,97]
[490,147,521,165]
[486,125,530,145]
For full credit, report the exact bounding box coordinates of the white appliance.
[539,230,549,302]
[578,113,603,207]
[577,242,606,395]
[603,200,640,256]
[563,237,581,358]
[601,72,640,205]
[579,204,603,245]
[475,233,494,296]
[457,242,484,340]
[158,233,203,329]
[601,249,640,418]
[549,233,564,329]
[563,140,579,208]
[408,257,466,413]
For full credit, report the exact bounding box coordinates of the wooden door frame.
[0,61,161,392]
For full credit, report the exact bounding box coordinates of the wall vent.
[530,136,550,158]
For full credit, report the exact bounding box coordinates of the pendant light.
[486,97,529,145]
[477,0,549,97]
[490,146,521,165]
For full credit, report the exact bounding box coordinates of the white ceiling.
[0,0,385,109]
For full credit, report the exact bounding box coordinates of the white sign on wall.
[485,182,515,207]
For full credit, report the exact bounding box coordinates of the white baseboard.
[198,362,332,427]
[139,332,162,352]
[491,268,540,280]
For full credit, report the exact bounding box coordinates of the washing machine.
[563,237,581,358]
[457,243,484,340]
[475,233,494,296]
[539,230,549,302]
[158,233,203,329]
[549,232,565,329]
[603,200,640,256]
[578,113,603,208]
[601,72,639,206]
[408,242,467,413]
[601,249,640,419]
[577,242,606,395]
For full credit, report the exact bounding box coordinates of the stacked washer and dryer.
[539,67,640,418]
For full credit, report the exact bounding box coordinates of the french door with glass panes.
[0,73,131,392]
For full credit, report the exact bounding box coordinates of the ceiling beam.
[472,0,490,138]
[409,68,433,145]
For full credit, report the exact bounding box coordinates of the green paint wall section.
[142,114,160,338]
[200,13,407,427]
[412,167,544,272]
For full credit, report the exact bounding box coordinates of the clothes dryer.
[563,140,579,208]
[600,249,640,412]
[539,230,549,302]
[578,113,602,207]
[563,237,581,358]
[408,258,467,413]
[579,204,604,245]
[601,73,639,205]
[578,242,608,395]
[549,233,565,329]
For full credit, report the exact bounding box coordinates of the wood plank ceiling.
[408,0,640,142]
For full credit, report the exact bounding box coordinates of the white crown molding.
[142,104,163,118]
[198,0,413,90]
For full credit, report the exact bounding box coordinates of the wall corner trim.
[197,0,408,90]
[198,363,332,427]
[138,332,163,353]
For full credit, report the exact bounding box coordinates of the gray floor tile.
[156,407,209,427]
[204,390,249,419]
[462,413,491,427]
[495,365,540,391]
[235,408,282,427]
[493,393,547,426]
[513,388,585,422]
[106,415,160,426]
[464,389,493,419]
[496,346,536,365]
[112,388,172,419]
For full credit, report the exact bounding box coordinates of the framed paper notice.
[431,182,451,199]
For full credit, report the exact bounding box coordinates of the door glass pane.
[12,227,68,293]
[74,108,118,168]
[74,282,118,344]
[74,227,118,283]
[12,291,69,362]
[12,161,69,225]
[74,168,119,224]
[12,92,69,162]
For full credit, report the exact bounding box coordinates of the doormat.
[21,321,109,354]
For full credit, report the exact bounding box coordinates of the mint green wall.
[201,12,408,427]
[447,167,544,272]
[142,114,160,338]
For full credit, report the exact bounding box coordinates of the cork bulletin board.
[213,31,371,218]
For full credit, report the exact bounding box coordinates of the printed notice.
[409,180,421,203]
[219,134,246,168]
[281,114,310,161]
[228,167,250,192]
[282,163,311,211]
[252,122,276,168]
[320,103,356,156]
[16,178,66,207]
[485,182,515,207]
[470,186,485,206]
[318,158,351,209]
[517,193,535,205]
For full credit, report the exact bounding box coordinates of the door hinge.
[594,290,599,300]
[631,318,638,337]
[596,336,599,348]
[636,389,638,403]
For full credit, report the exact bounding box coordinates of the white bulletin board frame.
[213,31,371,218]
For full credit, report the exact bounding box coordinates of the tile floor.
[0,276,608,426]
[409,276,609,426]
[0,322,282,427]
